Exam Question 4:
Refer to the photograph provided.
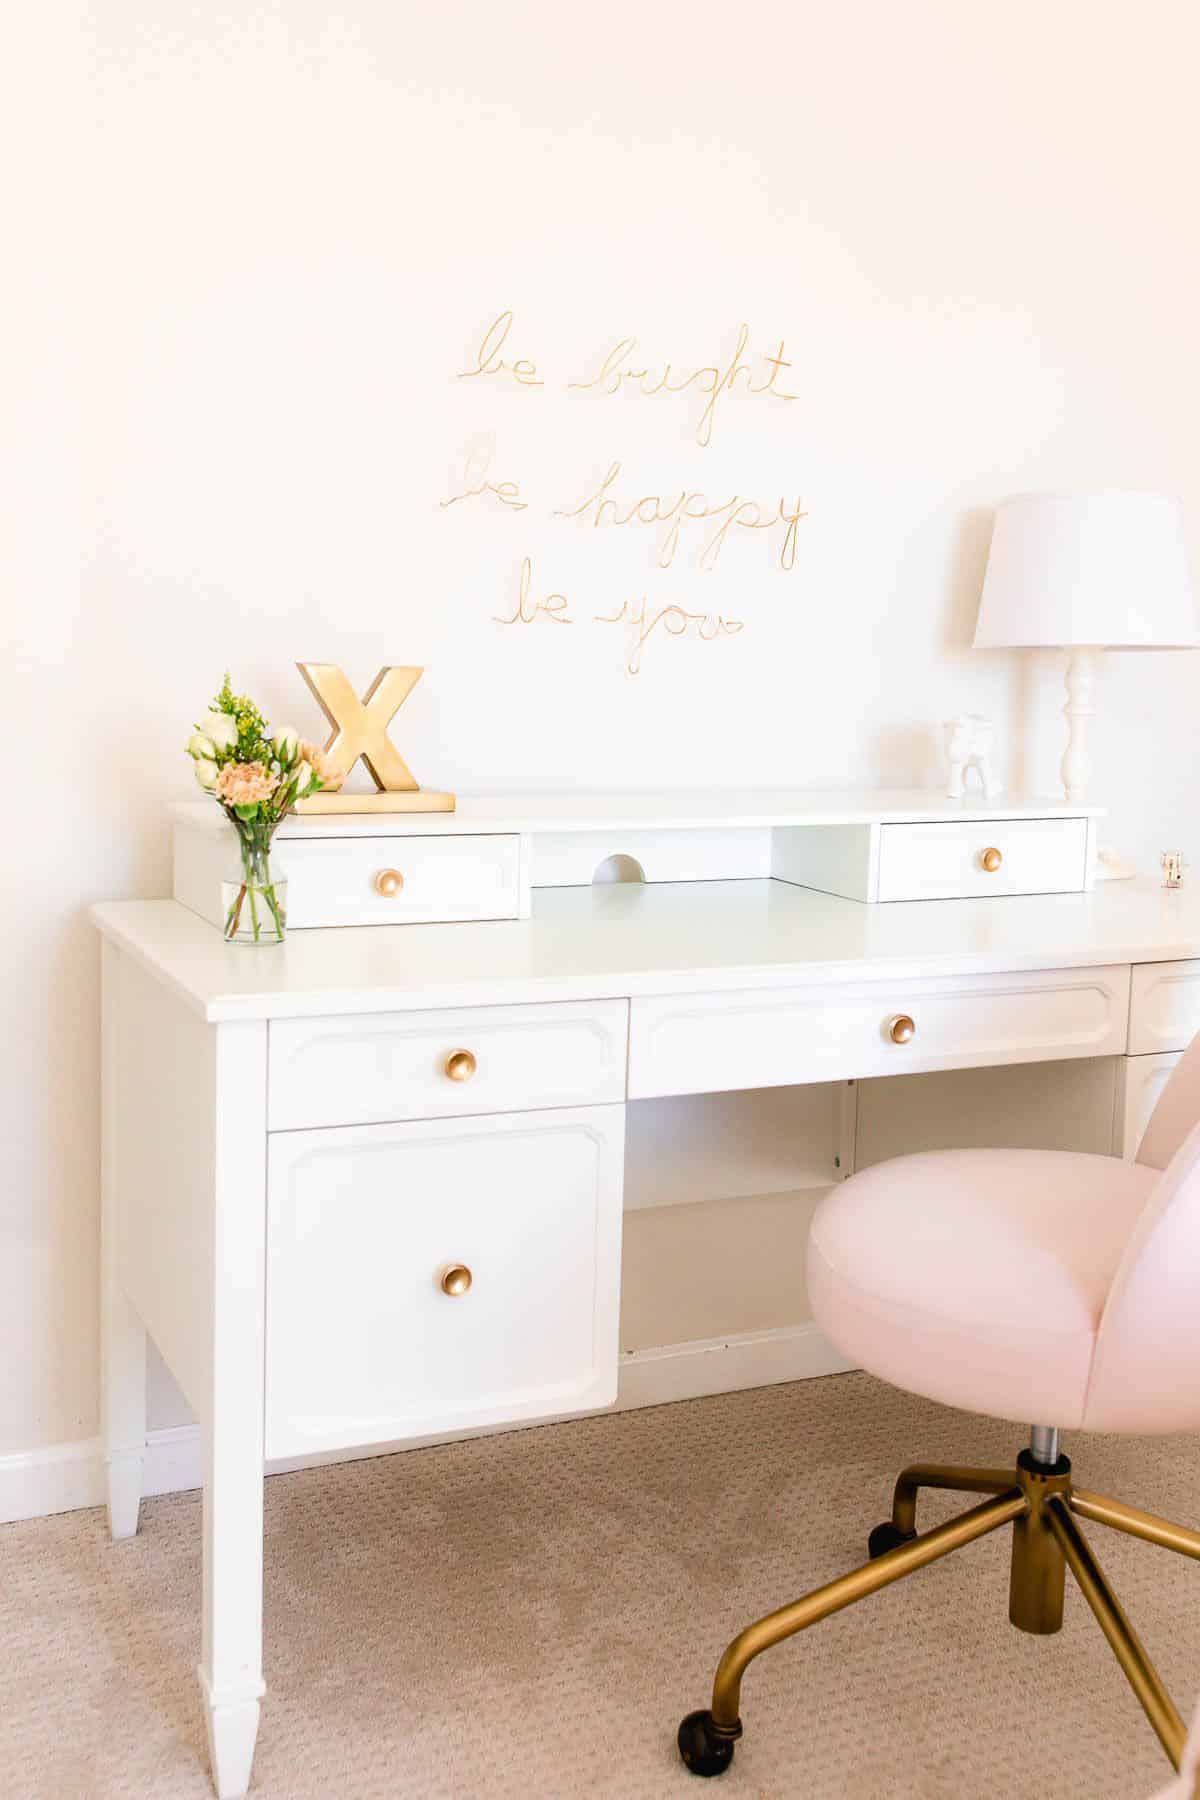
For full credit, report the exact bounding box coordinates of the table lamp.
[974,491,1197,806]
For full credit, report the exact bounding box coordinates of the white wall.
[5,1,1199,1463]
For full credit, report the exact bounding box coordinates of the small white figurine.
[944,714,1001,801]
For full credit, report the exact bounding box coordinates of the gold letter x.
[296,662,423,791]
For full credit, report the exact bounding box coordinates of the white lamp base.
[1061,647,1097,805]
[1061,650,1131,877]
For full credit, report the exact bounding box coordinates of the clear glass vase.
[221,825,287,945]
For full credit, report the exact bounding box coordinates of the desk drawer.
[628,965,1130,1098]
[876,818,1088,901]
[1129,960,1200,1054]
[265,1106,624,1457]
[278,834,521,928]
[269,999,628,1131]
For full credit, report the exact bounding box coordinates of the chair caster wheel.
[868,1520,917,1559]
[678,1710,737,1777]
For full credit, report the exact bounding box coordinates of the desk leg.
[198,1415,265,1800]
[102,1292,146,1541]
[101,941,146,1540]
[198,1019,268,1800]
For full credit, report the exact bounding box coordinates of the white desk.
[92,873,1200,1798]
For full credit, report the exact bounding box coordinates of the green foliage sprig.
[185,672,331,827]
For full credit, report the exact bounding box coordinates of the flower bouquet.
[185,675,337,944]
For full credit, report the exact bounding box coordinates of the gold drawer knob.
[888,1014,916,1045]
[439,1263,473,1297]
[979,847,1003,873]
[444,1049,478,1082]
[374,868,405,897]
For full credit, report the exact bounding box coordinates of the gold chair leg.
[677,1488,1026,1775]
[1008,1448,1072,1635]
[891,1462,1017,1538]
[1071,1490,1200,1563]
[1046,1496,1187,1771]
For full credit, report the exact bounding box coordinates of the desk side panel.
[110,948,218,1417]
[771,825,876,901]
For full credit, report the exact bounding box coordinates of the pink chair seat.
[808,1148,1159,1430]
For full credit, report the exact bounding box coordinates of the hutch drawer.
[1128,960,1200,1055]
[272,833,521,927]
[628,964,1130,1098]
[268,999,629,1131]
[174,819,522,930]
[264,1106,624,1457]
[875,817,1089,902]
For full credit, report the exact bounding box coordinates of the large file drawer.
[268,999,628,1131]
[265,1106,625,1457]
[628,965,1130,1098]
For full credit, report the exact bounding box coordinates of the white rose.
[187,730,216,760]
[290,760,313,796]
[271,724,299,763]
[202,710,238,751]
[194,757,219,791]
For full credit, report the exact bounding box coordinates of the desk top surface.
[174,787,1104,839]
[94,878,1200,1023]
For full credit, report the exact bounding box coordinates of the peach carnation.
[216,761,279,807]
[299,741,343,790]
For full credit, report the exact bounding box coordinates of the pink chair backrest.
[1136,1031,1200,1172]
[1085,1033,1200,1432]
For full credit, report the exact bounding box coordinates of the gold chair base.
[679,1447,1200,1780]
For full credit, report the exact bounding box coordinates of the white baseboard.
[0,1436,108,1525]
[617,1321,852,1409]
[143,1425,206,1499]
[1,1324,852,1527]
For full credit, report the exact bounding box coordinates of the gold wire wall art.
[455,311,797,445]
[595,599,744,677]
[493,556,573,627]
[440,443,529,512]
[446,307,805,677]
[490,561,743,675]
[567,322,797,448]
[456,310,544,387]
[555,460,805,570]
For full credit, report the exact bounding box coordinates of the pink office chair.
[679,1036,1200,1783]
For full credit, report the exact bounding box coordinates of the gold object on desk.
[293,662,455,814]
[298,790,457,814]
[444,1049,478,1082]
[439,1264,473,1297]
[887,1014,916,1044]
[374,869,405,897]
[980,846,1003,872]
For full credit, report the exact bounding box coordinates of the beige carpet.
[4,1372,1198,1799]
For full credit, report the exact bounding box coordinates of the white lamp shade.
[974,491,1198,649]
